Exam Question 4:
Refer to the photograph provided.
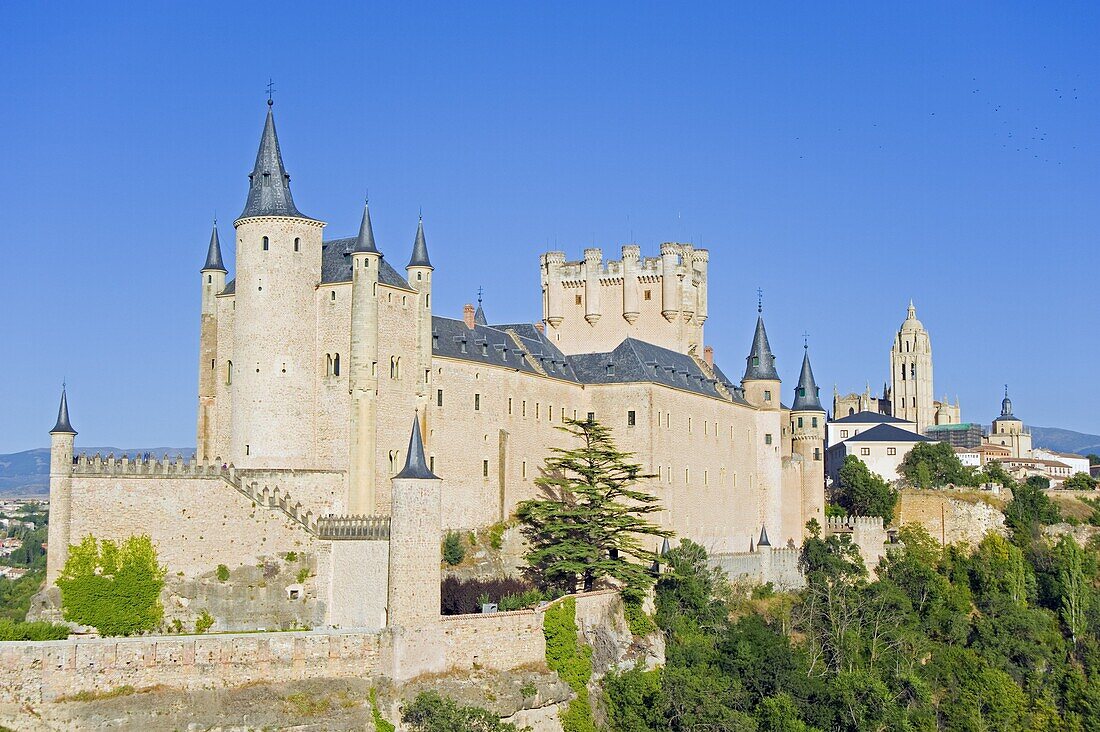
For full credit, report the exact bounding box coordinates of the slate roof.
[791,349,822,411]
[840,423,930,443]
[431,317,580,382]
[202,223,226,272]
[50,387,76,435]
[408,218,431,268]
[831,410,910,424]
[238,104,311,221]
[219,237,411,295]
[395,416,438,480]
[743,316,780,381]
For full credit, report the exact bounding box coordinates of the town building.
[826,423,933,485]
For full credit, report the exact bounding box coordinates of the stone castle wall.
[895,489,1006,546]
[711,547,804,590]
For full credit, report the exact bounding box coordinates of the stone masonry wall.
[895,489,1007,546]
[0,630,383,704]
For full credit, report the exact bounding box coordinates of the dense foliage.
[0,568,47,622]
[517,418,670,601]
[833,455,899,521]
[0,618,69,641]
[899,442,973,488]
[401,690,518,732]
[604,509,1100,731]
[544,597,596,732]
[56,535,166,636]
[440,576,538,615]
[442,531,465,566]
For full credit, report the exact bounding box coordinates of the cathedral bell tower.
[890,301,934,432]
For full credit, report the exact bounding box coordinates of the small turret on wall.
[46,387,76,583]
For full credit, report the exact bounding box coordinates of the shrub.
[498,588,545,612]
[623,598,657,636]
[284,551,299,562]
[0,619,69,641]
[297,567,311,584]
[57,535,166,637]
[544,598,596,732]
[441,576,533,615]
[401,690,518,732]
[215,564,230,582]
[195,609,215,634]
[370,687,395,732]
[442,531,465,566]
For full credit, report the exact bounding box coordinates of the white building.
[826,410,918,449]
[826,423,933,484]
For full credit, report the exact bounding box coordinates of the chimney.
[534,322,544,334]
[463,304,476,329]
[704,346,714,367]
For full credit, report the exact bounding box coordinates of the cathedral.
[46,100,826,593]
[833,301,961,433]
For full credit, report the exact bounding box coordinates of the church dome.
[900,300,924,332]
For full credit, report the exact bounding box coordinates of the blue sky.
[1,2,1097,451]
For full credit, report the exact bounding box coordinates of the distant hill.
[1028,426,1100,457]
[0,447,193,497]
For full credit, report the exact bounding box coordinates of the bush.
[297,567,311,584]
[441,576,533,615]
[401,690,518,732]
[284,551,299,562]
[195,609,215,634]
[57,535,166,636]
[442,531,465,566]
[370,687,395,732]
[623,598,657,636]
[498,588,545,611]
[215,564,230,582]
[544,598,596,732]
[0,619,69,641]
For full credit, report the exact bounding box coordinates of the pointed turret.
[395,415,438,479]
[757,524,771,548]
[50,386,76,435]
[238,101,309,220]
[791,348,823,411]
[408,216,432,268]
[743,315,779,381]
[353,199,379,254]
[661,537,671,556]
[202,221,227,272]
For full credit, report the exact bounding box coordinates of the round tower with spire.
[406,216,434,431]
[740,301,781,411]
[46,387,76,583]
[349,200,382,514]
[197,220,227,463]
[229,99,326,469]
[789,345,826,534]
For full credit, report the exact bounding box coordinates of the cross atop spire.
[474,288,487,326]
[757,287,764,314]
[266,78,276,106]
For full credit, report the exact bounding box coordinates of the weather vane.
[756,288,763,313]
[802,332,810,349]
[477,286,484,306]
[266,78,276,106]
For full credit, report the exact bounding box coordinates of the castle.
[44,100,826,631]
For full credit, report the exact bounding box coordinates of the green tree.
[899,441,972,488]
[517,418,671,599]
[834,456,898,522]
[56,535,166,636]
[1053,536,1090,647]
[401,690,518,732]
[969,533,1032,611]
[441,531,465,566]
[1063,472,1098,491]
[1004,476,1061,543]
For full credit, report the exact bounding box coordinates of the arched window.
[330,291,336,302]
[901,365,906,381]
[262,236,269,251]
[848,407,855,416]
[207,274,212,283]
[226,361,233,385]
[333,354,340,376]
[294,237,300,252]
[910,364,916,378]
[326,354,333,376]
[390,356,401,379]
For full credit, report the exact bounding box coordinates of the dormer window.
[752,356,759,367]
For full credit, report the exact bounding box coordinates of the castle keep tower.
[46,387,76,582]
[349,201,382,514]
[229,101,326,468]
[790,347,826,530]
[406,218,434,428]
[196,222,226,463]
[890,301,934,432]
[540,242,707,356]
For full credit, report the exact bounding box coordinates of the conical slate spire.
[395,415,438,479]
[353,199,379,254]
[50,386,76,435]
[202,221,227,272]
[239,102,309,220]
[743,315,779,381]
[757,524,771,547]
[791,348,822,411]
[407,216,432,268]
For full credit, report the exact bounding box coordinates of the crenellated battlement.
[824,514,886,533]
[72,452,220,478]
[315,515,391,540]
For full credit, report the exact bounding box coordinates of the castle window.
[417,272,422,281]
[765,433,773,445]
[522,401,527,417]
[812,417,818,428]
[262,236,269,251]
[814,448,821,461]
[426,294,430,307]
[425,369,430,384]
[848,407,855,416]
[912,397,916,407]
[685,468,689,484]
[211,359,215,370]
[522,461,527,479]
[752,357,759,367]
[429,456,435,472]
[840,429,848,438]
[910,364,916,378]
[207,274,212,283]
[548,406,553,422]
[627,410,636,427]
[245,444,249,455]
[901,365,906,381]
[371,361,377,377]
[644,289,651,301]
[798,387,805,397]
[390,356,401,379]
[402,296,407,306]
[294,237,300,252]
[508,398,513,415]
[665,413,670,428]
[460,340,467,354]
[474,393,481,411]
[433,334,439,348]
[482,459,489,478]
[330,291,336,302]
[389,451,398,473]
[536,403,540,419]
[226,361,233,385]
[688,417,692,432]
[764,390,772,402]
[333,354,340,376]
[482,343,488,356]
[437,389,444,406]
[587,412,595,423]
[861,447,871,456]
[576,294,582,305]
[887,447,897,456]
[606,364,614,376]
[797,417,804,428]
